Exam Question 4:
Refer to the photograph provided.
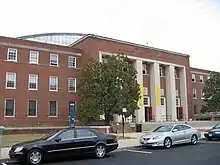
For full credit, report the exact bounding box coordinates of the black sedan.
[204,122,220,140]
[9,127,118,165]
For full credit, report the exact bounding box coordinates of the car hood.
[142,132,167,138]
[12,138,45,148]
[206,128,220,132]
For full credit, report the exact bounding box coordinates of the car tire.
[95,144,107,158]
[191,134,198,145]
[26,148,43,165]
[164,137,172,149]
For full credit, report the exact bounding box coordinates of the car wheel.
[191,134,198,145]
[95,144,107,158]
[27,148,43,165]
[164,137,172,149]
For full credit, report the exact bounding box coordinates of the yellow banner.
[156,84,161,106]
[138,83,144,107]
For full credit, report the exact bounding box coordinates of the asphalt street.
[2,140,220,165]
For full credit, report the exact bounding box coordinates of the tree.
[77,54,140,125]
[201,71,220,113]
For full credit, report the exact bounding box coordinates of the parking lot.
[1,140,220,165]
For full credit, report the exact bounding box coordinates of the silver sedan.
[140,124,201,149]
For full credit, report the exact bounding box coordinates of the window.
[68,78,76,92]
[28,74,38,90]
[58,129,75,140]
[76,129,96,138]
[194,105,197,114]
[175,68,179,78]
[28,100,37,117]
[143,97,150,106]
[50,54,58,66]
[173,125,183,132]
[201,89,205,99]
[142,63,148,75]
[160,89,164,96]
[4,99,15,117]
[49,101,57,117]
[192,74,196,82]
[68,56,76,68]
[207,76,210,80]
[176,90,179,97]
[7,48,17,62]
[49,76,58,91]
[192,88,197,98]
[143,87,148,96]
[6,72,16,89]
[29,51,39,64]
[200,75,204,83]
[161,97,165,105]
[182,125,191,130]
[159,67,164,77]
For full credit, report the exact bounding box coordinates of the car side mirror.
[212,127,215,129]
[55,137,61,142]
[172,129,178,133]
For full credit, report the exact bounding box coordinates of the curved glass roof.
[17,33,85,46]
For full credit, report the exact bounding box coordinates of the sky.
[1,0,220,71]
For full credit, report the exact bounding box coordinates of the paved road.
[2,140,220,165]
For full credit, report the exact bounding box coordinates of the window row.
[7,48,76,68]
[4,99,60,117]
[5,72,76,92]
[191,73,210,83]
[143,96,180,107]
[192,88,205,99]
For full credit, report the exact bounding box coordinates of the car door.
[172,125,185,144]
[45,129,77,158]
[74,129,98,154]
[181,125,193,141]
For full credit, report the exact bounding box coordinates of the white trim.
[5,72,16,89]
[192,88,197,99]
[49,100,58,117]
[68,56,76,68]
[28,74,38,91]
[29,51,39,64]
[160,97,166,106]
[68,78,76,92]
[49,76,58,92]
[143,96,150,106]
[199,75,204,83]
[0,42,81,56]
[4,98,15,117]
[191,73,196,82]
[176,98,180,107]
[99,51,186,68]
[27,99,37,117]
[190,71,210,76]
[50,54,59,66]
[7,48,17,62]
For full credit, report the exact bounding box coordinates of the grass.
[1,134,46,148]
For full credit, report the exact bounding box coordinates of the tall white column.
[134,60,144,123]
[150,63,161,122]
[179,67,188,120]
[165,65,177,121]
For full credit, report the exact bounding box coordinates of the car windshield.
[40,130,60,140]
[214,123,220,128]
[153,125,173,132]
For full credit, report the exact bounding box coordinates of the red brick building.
[0,33,213,126]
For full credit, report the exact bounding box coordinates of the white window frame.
[68,78,76,92]
[28,74,38,90]
[7,48,17,62]
[200,75,204,83]
[161,97,165,106]
[143,87,148,96]
[49,100,58,117]
[4,98,15,117]
[28,99,37,117]
[192,74,196,82]
[142,63,147,75]
[193,88,197,99]
[176,98,180,107]
[143,96,150,106]
[5,72,16,89]
[29,51,39,64]
[159,67,164,77]
[207,76,210,80]
[50,54,59,66]
[68,56,76,68]
[49,76,58,91]
[176,89,179,97]
[160,89,164,96]
[201,89,205,99]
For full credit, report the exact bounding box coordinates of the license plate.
[208,134,212,137]
[144,141,147,144]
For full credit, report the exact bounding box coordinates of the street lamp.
[122,108,127,138]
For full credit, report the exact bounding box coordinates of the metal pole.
[122,115,125,138]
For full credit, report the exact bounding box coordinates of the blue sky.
[1,0,220,71]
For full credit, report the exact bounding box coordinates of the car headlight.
[152,135,164,140]
[14,147,23,152]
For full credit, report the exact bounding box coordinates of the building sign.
[156,84,161,106]
[138,84,144,106]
